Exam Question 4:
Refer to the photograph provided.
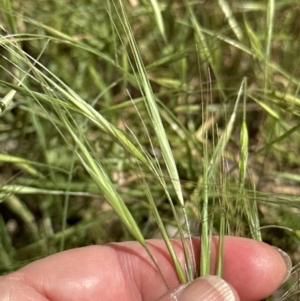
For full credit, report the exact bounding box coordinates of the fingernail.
[174,275,238,301]
[275,247,292,283]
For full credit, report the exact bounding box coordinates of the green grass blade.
[264,0,275,92]
[116,0,184,207]
[217,0,243,40]
[0,89,16,114]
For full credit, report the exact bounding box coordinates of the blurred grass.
[1,0,300,299]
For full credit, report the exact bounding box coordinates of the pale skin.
[0,236,288,301]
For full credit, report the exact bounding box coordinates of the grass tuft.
[1,1,300,298]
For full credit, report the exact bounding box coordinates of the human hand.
[0,236,291,301]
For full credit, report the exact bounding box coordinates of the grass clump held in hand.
[1,0,300,299]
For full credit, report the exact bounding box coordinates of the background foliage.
[1,0,300,298]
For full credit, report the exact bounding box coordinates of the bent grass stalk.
[59,110,170,285]
[115,0,195,282]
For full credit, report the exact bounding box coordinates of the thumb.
[155,275,239,301]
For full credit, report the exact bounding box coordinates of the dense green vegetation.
[1,0,300,299]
